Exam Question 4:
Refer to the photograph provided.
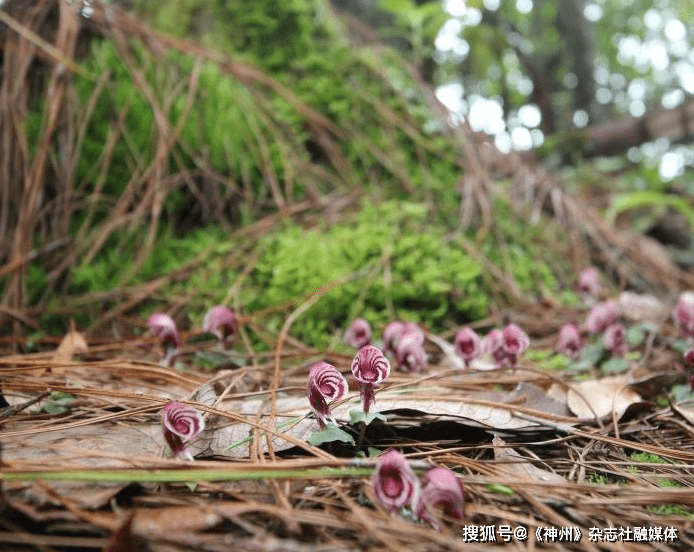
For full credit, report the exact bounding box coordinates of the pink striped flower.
[584,300,620,334]
[344,318,372,349]
[603,323,627,356]
[556,323,583,359]
[147,313,180,366]
[203,305,238,344]
[307,361,348,428]
[162,401,204,461]
[372,449,419,513]
[416,467,465,529]
[351,345,390,414]
[454,327,481,368]
[395,336,428,372]
[577,267,601,302]
[673,293,694,338]
[482,329,504,356]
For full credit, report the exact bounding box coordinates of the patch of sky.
[584,3,603,22]
[516,0,533,15]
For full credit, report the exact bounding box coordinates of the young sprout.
[372,449,419,514]
[307,361,348,429]
[454,327,481,368]
[416,467,465,530]
[584,300,620,334]
[603,323,627,356]
[395,336,428,372]
[351,345,390,414]
[556,323,583,359]
[673,292,694,338]
[162,401,204,461]
[344,318,372,349]
[577,267,601,303]
[147,313,180,367]
[203,305,238,345]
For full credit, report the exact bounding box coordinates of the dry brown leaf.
[492,435,565,484]
[131,506,224,537]
[52,320,88,365]
[567,376,643,420]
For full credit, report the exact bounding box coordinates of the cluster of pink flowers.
[307,344,390,425]
[146,305,238,366]
[382,321,427,372]
[583,299,627,356]
[458,324,529,369]
[553,269,633,360]
[372,449,464,530]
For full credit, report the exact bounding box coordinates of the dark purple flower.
[372,449,419,513]
[577,267,601,302]
[395,336,428,372]
[351,345,390,414]
[162,401,204,461]
[685,347,694,365]
[454,327,481,368]
[556,324,583,359]
[344,318,372,349]
[416,467,465,529]
[603,323,627,356]
[147,313,180,366]
[673,293,694,338]
[584,300,620,334]
[203,305,238,344]
[307,361,348,428]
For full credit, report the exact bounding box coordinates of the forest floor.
[1,2,694,550]
[2,218,694,552]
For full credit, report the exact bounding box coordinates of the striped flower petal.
[308,361,348,428]
[162,401,204,461]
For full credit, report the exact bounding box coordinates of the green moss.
[245,200,486,347]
